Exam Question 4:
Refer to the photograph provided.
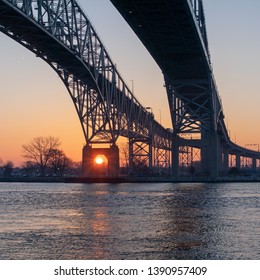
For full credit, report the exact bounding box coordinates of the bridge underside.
[110,0,216,177]
[111,0,260,178]
[110,0,210,79]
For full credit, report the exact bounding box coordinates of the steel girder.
[0,0,172,154]
[165,78,211,133]
[163,0,224,135]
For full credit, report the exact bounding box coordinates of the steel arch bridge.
[0,0,172,176]
[0,0,259,178]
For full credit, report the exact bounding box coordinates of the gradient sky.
[0,0,260,165]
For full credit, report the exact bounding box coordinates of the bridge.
[0,0,259,179]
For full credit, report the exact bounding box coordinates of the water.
[0,182,259,259]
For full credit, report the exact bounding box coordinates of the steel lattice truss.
[165,0,223,134]
[0,0,172,150]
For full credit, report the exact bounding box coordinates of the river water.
[0,182,259,260]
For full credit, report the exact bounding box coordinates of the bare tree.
[48,148,71,176]
[22,136,61,176]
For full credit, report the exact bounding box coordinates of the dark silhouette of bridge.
[1,0,259,179]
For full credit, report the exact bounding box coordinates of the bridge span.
[110,0,260,177]
[0,0,259,179]
[0,0,172,177]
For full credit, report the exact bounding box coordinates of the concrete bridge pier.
[221,148,229,175]
[252,157,257,173]
[200,132,221,178]
[236,154,241,170]
[172,134,180,178]
[82,144,119,177]
[171,132,223,179]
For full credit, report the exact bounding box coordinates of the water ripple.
[0,182,259,259]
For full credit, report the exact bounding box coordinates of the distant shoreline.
[0,176,64,183]
[1,176,260,183]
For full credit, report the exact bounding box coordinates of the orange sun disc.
[95,156,104,165]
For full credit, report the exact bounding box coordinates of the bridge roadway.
[111,0,260,177]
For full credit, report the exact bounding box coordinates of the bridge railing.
[187,0,211,64]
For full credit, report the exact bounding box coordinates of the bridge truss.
[0,0,172,175]
[111,0,260,178]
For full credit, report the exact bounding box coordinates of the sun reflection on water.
[0,182,259,259]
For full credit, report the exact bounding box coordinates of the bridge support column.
[82,144,119,177]
[201,132,220,178]
[129,139,134,174]
[149,140,153,170]
[236,154,241,169]
[128,138,152,175]
[222,150,229,174]
[252,157,257,174]
[172,134,179,178]
[154,147,171,175]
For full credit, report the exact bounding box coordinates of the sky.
[0,0,260,165]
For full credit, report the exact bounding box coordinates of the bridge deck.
[111,0,210,80]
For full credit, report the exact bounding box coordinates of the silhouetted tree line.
[0,136,81,177]
[0,160,14,177]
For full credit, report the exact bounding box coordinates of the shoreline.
[1,176,260,183]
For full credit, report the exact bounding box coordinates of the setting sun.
[95,156,104,165]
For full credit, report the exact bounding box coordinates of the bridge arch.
[0,0,172,176]
[0,0,120,144]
